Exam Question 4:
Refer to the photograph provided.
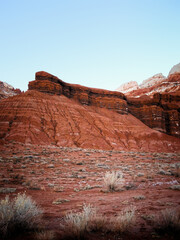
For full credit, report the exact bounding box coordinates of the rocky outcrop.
[0,66,179,151]
[116,81,139,93]
[169,62,180,76]
[139,73,166,89]
[0,90,179,152]
[115,63,180,138]
[128,92,180,138]
[0,81,21,100]
[29,71,128,114]
[28,70,180,139]
[116,64,180,97]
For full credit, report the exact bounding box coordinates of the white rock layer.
[168,63,180,76]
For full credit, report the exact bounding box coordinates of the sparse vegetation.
[133,195,146,200]
[61,205,136,239]
[103,171,124,192]
[61,203,95,239]
[154,208,180,236]
[169,185,180,190]
[110,207,136,234]
[88,214,108,233]
[0,193,42,238]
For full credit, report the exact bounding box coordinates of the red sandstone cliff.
[0,89,179,152]
[0,70,179,151]
[29,71,128,115]
[116,63,180,138]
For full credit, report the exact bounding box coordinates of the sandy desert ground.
[0,142,179,240]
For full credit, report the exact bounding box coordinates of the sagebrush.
[0,193,42,238]
[61,203,95,239]
[103,171,124,192]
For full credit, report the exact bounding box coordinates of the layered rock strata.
[29,71,128,114]
[29,71,180,138]
[128,91,180,137]
[0,90,179,152]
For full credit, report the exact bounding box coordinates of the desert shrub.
[0,193,42,238]
[88,214,109,233]
[61,205,136,239]
[110,207,136,233]
[133,195,146,200]
[154,208,180,236]
[103,171,124,192]
[0,196,14,236]
[61,203,95,239]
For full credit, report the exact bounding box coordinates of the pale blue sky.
[0,0,180,91]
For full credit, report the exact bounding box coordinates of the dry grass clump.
[154,208,180,236]
[133,195,146,200]
[110,207,136,233]
[103,171,124,192]
[88,214,108,233]
[61,204,136,239]
[61,203,95,239]
[0,193,42,238]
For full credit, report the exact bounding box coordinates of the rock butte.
[29,71,128,115]
[0,71,179,152]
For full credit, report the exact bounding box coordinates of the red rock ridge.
[29,71,128,114]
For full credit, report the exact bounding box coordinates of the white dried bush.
[0,193,42,238]
[103,171,124,192]
[62,203,95,239]
[110,207,136,233]
[0,196,14,236]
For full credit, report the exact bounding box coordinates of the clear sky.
[0,0,180,91]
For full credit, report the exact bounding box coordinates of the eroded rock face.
[116,81,139,93]
[0,69,179,151]
[28,71,180,139]
[0,81,21,100]
[116,64,180,138]
[128,92,180,138]
[0,90,179,152]
[140,73,166,89]
[116,67,180,97]
[29,71,128,114]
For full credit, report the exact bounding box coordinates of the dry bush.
[88,214,109,233]
[110,207,136,233]
[103,171,124,192]
[154,208,180,236]
[133,195,146,200]
[61,204,136,239]
[0,196,14,236]
[0,193,42,238]
[61,203,95,239]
